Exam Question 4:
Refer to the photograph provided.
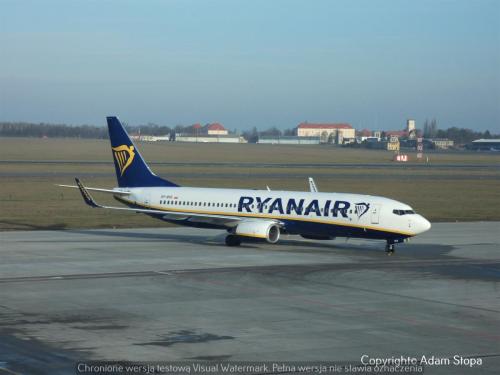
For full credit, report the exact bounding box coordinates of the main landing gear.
[225,234,242,247]
[385,240,395,255]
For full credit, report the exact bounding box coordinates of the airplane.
[59,116,431,254]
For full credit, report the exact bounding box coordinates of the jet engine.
[235,220,280,243]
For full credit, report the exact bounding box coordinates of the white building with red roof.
[296,122,355,143]
[203,123,228,135]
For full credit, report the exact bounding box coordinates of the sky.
[0,0,499,132]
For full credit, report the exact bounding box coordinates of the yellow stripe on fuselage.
[115,196,415,237]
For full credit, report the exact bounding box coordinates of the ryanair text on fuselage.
[238,196,370,219]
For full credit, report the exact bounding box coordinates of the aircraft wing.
[73,178,245,227]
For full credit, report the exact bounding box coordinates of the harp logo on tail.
[112,144,135,176]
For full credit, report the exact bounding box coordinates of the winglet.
[308,177,318,192]
[75,178,100,208]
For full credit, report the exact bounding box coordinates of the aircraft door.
[370,204,381,224]
[142,190,151,206]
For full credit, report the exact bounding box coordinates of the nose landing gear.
[385,240,395,255]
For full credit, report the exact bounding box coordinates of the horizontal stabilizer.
[57,184,131,195]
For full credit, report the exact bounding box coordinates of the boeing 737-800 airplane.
[61,117,431,254]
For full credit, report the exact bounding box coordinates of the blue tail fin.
[107,116,178,188]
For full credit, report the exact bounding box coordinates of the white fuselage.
[115,186,431,239]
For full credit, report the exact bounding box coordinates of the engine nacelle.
[235,221,280,243]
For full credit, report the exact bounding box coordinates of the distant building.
[384,130,407,139]
[188,123,203,134]
[204,123,228,135]
[430,138,454,149]
[407,119,416,139]
[383,119,421,141]
[467,139,500,151]
[130,135,169,142]
[183,123,229,136]
[357,129,380,142]
[357,129,372,137]
[367,137,400,151]
[387,136,400,151]
[363,136,381,143]
[296,122,355,144]
[258,136,321,145]
[175,135,246,143]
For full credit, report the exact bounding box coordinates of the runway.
[1,222,500,374]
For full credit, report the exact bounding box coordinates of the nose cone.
[414,215,431,234]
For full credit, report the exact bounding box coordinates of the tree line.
[422,119,497,145]
[0,121,296,141]
[0,120,497,145]
[0,122,173,139]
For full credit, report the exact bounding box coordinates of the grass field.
[1,137,499,230]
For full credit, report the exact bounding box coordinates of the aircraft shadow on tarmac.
[66,229,225,246]
[66,229,453,258]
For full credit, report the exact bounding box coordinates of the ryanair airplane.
[60,117,431,254]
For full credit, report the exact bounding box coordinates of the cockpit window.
[393,209,415,215]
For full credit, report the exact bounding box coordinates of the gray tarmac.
[0,222,500,374]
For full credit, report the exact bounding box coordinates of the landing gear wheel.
[225,235,242,247]
[385,242,395,255]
